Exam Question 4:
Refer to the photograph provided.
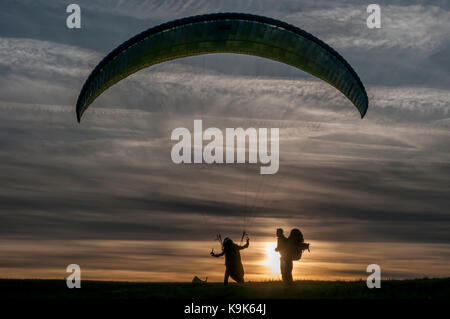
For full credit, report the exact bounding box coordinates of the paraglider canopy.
[76,13,368,122]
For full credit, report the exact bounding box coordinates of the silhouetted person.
[275,228,292,283]
[275,228,310,283]
[211,236,249,285]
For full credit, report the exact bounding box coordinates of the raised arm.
[239,238,250,250]
[210,249,224,257]
[275,228,287,252]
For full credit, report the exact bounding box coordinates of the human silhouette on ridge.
[275,228,310,283]
[211,236,249,285]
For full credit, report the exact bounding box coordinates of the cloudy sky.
[0,0,449,282]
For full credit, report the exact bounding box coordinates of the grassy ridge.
[0,278,449,300]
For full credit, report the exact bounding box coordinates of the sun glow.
[263,242,280,275]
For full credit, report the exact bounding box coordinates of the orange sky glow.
[1,237,449,282]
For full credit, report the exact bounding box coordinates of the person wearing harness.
[211,236,250,285]
[275,228,310,283]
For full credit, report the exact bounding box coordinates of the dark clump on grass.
[0,278,449,300]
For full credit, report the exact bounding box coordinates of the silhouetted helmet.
[276,228,284,237]
[223,237,232,245]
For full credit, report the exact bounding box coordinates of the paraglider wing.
[76,13,368,122]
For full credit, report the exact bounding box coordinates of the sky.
[0,0,449,282]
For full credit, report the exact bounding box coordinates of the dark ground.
[0,278,449,300]
[1,278,448,317]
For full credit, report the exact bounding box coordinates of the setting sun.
[263,242,281,275]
